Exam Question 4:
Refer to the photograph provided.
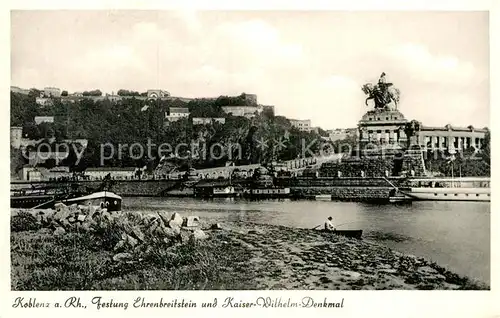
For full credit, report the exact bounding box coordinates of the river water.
[123,197,490,284]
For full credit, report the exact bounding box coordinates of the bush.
[11,211,41,232]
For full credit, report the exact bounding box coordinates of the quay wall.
[291,186,393,200]
[11,180,180,197]
[276,177,405,188]
[11,178,398,199]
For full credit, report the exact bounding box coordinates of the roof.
[169,107,189,113]
[65,191,122,202]
[421,125,488,133]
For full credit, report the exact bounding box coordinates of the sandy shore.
[208,222,488,290]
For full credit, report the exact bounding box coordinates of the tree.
[83,89,102,96]
[117,89,141,96]
[61,90,68,96]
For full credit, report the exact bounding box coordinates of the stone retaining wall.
[320,157,394,177]
[11,179,180,197]
[291,186,393,200]
[276,177,404,188]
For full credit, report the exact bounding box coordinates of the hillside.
[10,92,325,171]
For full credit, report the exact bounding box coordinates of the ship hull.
[401,187,490,202]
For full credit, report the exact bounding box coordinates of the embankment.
[11,177,401,200]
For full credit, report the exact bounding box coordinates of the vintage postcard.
[2,2,499,318]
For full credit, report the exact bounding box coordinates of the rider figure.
[377,72,388,93]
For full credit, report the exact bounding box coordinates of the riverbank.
[11,208,488,290]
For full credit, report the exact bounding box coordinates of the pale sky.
[11,11,489,129]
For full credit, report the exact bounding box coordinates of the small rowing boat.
[320,229,363,240]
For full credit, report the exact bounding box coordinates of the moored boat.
[212,185,239,197]
[400,177,490,202]
[321,229,363,239]
[62,191,122,211]
[246,187,291,199]
[388,188,413,203]
[10,183,88,209]
[315,194,332,201]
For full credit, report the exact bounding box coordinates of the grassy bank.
[11,229,255,290]
[11,217,488,290]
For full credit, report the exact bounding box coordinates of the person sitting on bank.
[325,216,335,231]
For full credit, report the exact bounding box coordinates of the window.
[465,193,469,196]
[386,117,389,120]
[377,117,380,120]
[476,194,480,197]
[444,193,447,196]
[434,193,438,196]
[454,194,458,196]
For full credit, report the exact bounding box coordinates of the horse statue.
[361,73,401,109]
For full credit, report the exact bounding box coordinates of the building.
[358,109,487,152]
[105,94,123,102]
[10,86,30,95]
[10,126,23,149]
[241,93,258,105]
[165,107,190,122]
[34,116,55,125]
[147,89,170,99]
[261,105,275,117]
[221,105,260,117]
[35,97,54,107]
[328,128,357,142]
[290,119,312,132]
[84,167,136,180]
[19,166,43,181]
[419,125,488,152]
[192,117,226,125]
[358,109,409,150]
[43,87,61,98]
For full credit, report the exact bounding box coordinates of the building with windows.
[147,89,170,99]
[84,167,137,180]
[34,116,55,125]
[10,126,23,149]
[358,109,487,152]
[192,117,226,125]
[35,97,54,107]
[165,107,190,122]
[289,119,312,132]
[221,105,260,117]
[328,128,357,142]
[43,87,61,98]
[419,125,488,152]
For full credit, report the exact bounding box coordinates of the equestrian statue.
[361,72,401,110]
